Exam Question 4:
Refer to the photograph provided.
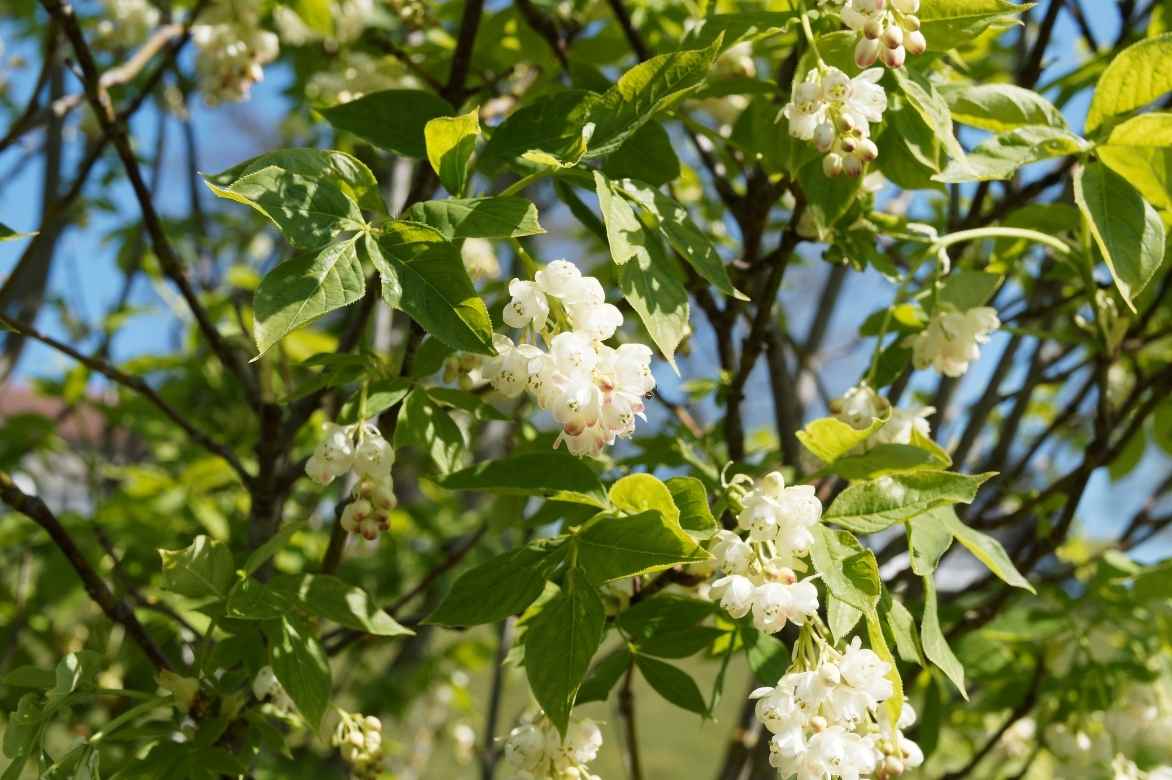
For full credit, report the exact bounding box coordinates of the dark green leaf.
[272,574,413,636]
[318,89,454,157]
[575,511,709,583]
[265,616,331,728]
[401,198,545,239]
[426,544,563,626]
[635,655,708,715]
[393,389,466,474]
[577,648,631,704]
[440,452,608,507]
[921,575,967,697]
[665,476,717,538]
[159,536,234,600]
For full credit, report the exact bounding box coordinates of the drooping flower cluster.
[272,0,372,47]
[484,260,655,457]
[830,384,934,452]
[192,0,279,105]
[305,420,397,540]
[95,0,160,49]
[502,714,603,780]
[907,306,1000,377]
[823,0,927,68]
[709,472,822,635]
[783,67,887,177]
[332,710,384,780]
[754,638,922,779]
[252,666,295,716]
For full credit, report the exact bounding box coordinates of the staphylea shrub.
[1,0,1171,778]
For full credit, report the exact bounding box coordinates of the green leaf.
[577,649,631,704]
[797,415,887,464]
[918,0,1028,51]
[401,197,544,239]
[809,526,881,611]
[575,511,709,583]
[524,569,606,736]
[225,578,293,620]
[394,389,466,474]
[609,474,680,524]
[635,655,708,716]
[618,593,715,640]
[824,471,995,534]
[602,121,681,186]
[937,270,1003,311]
[427,386,510,421]
[828,594,863,642]
[618,180,744,299]
[318,89,454,157]
[253,238,365,357]
[481,90,599,167]
[159,536,234,600]
[881,592,927,666]
[265,616,331,728]
[864,608,903,725]
[243,520,307,576]
[893,68,967,166]
[0,223,36,242]
[798,156,862,232]
[587,36,723,157]
[908,507,956,576]
[921,575,967,697]
[206,148,384,215]
[426,544,562,626]
[731,97,817,179]
[665,476,717,538]
[53,651,101,697]
[1073,161,1168,311]
[424,109,480,196]
[440,451,608,507]
[742,627,791,684]
[639,626,726,659]
[1098,113,1172,210]
[938,510,1035,592]
[272,574,413,636]
[827,444,945,481]
[0,666,56,689]
[372,222,495,354]
[338,379,413,424]
[1087,34,1172,133]
[934,126,1088,183]
[940,83,1067,132]
[594,172,689,368]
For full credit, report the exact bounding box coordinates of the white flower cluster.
[503,715,603,780]
[824,0,927,68]
[252,666,295,715]
[907,306,1000,378]
[95,0,160,49]
[306,51,413,105]
[273,0,371,46]
[831,384,934,452]
[753,640,922,779]
[305,420,397,540]
[709,472,822,635]
[332,710,384,779]
[484,260,655,457]
[192,0,279,105]
[783,67,887,177]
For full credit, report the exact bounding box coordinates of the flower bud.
[857,138,879,162]
[905,29,927,55]
[892,0,918,12]
[814,122,836,152]
[863,17,884,39]
[823,153,844,178]
[899,13,921,31]
[882,24,904,49]
[810,715,829,732]
[842,154,865,177]
[884,756,905,775]
[341,499,373,533]
[880,45,906,68]
[855,37,881,68]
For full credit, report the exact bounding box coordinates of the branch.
[0,472,172,671]
[618,661,645,780]
[0,313,252,484]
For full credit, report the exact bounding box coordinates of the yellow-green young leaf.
[810,527,881,611]
[424,109,480,196]
[828,445,943,481]
[264,616,331,728]
[634,655,708,716]
[1087,34,1172,133]
[893,67,967,166]
[575,511,710,584]
[253,238,366,357]
[1098,113,1172,210]
[371,221,495,354]
[933,126,1088,183]
[938,270,1003,311]
[318,89,454,157]
[908,506,956,576]
[594,172,689,369]
[938,510,1035,592]
[797,415,886,465]
[918,0,1027,51]
[159,536,234,600]
[523,569,606,737]
[0,223,36,242]
[940,83,1067,132]
[665,476,718,538]
[427,544,565,626]
[921,575,967,698]
[825,471,995,534]
[243,520,308,575]
[1073,162,1168,311]
[609,474,680,524]
[881,591,927,666]
[828,594,863,642]
[401,197,544,240]
[441,451,608,507]
[206,148,385,215]
[864,608,903,726]
[271,574,413,637]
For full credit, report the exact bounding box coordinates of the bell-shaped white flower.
[712,530,755,575]
[503,279,550,330]
[712,574,755,619]
[751,579,820,634]
[568,301,624,341]
[534,259,583,299]
[783,80,827,140]
[550,331,598,377]
[909,306,1000,377]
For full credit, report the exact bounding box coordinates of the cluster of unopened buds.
[783,66,887,177]
[833,0,928,68]
[252,666,295,716]
[95,0,160,49]
[754,636,922,779]
[192,0,279,105]
[830,384,935,453]
[503,714,603,780]
[907,306,1000,378]
[709,472,822,635]
[332,710,384,779]
[305,420,397,540]
[484,260,656,457]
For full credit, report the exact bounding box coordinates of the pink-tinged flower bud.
[856,138,879,162]
[855,37,881,68]
[880,44,906,68]
[900,13,921,31]
[892,0,918,13]
[863,17,884,39]
[839,133,859,154]
[873,0,886,9]
[842,155,865,177]
[814,122,837,152]
[882,24,904,49]
[823,153,844,177]
[905,29,927,55]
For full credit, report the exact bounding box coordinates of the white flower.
[564,718,603,764]
[832,384,890,430]
[873,405,934,447]
[96,0,160,49]
[712,530,755,575]
[783,80,826,140]
[353,431,394,479]
[712,574,755,619]
[549,331,598,377]
[909,306,1000,377]
[794,725,879,780]
[568,301,624,341]
[192,2,279,105]
[842,69,888,127]
[839,637,894,706]
[751,579,820,634]
[485,334,537,398]
[504,723,546,772]
[534,259,583,299]
[736,473,823,558]
[461,237,500,281]
[504,279,550,330]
